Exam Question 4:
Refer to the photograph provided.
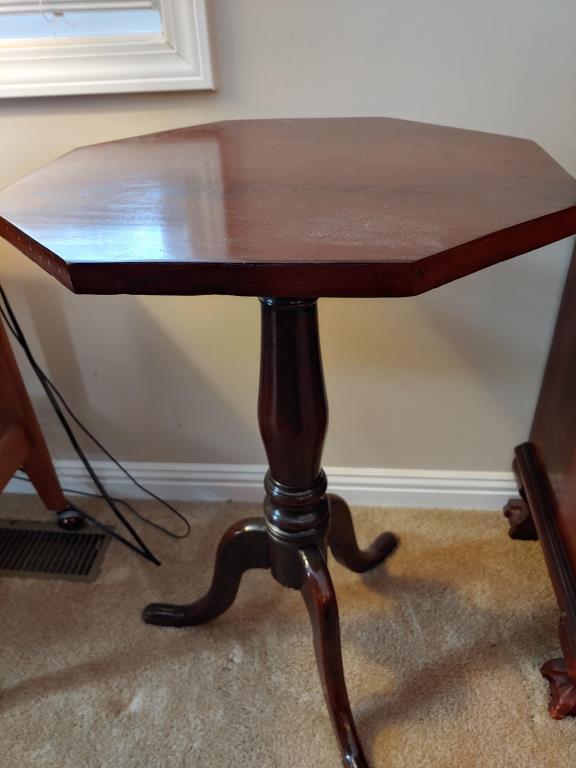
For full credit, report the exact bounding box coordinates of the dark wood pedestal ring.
[143,297,399,768]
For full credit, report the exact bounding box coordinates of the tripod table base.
[143,494,398,768]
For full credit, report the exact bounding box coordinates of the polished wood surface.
[507,244,576,720]
[328,493,398,572]
[300,546,368,768]
[5,117,576,758]
[0,315,67,511]
[531,249,576,564]
[510,443,576,719]
[541,658,576,719]
[143,518,269,627]
[1,118,576,297]
[144,297,398,767]
[258,297,327,491]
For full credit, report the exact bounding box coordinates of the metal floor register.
[0,520,110,581]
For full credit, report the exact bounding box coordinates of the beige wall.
[1,0,575,471]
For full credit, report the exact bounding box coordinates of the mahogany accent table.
[1,118,576,767]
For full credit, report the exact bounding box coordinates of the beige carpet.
[0,493,573,768]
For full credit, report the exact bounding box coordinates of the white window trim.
[0,2,155,11]
[0,0,214,97]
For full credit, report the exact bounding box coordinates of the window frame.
[0,0,214,98]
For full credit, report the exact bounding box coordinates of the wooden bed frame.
[505,244,576,719]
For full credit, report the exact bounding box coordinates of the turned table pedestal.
[1,118,576,767]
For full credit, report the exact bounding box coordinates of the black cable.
[0,293,192,541]
[0,286,191,560]
[13,472,189,539]
[0,292,159,564]
[38,374,191,537]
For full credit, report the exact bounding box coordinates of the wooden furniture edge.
[512,442,576,718]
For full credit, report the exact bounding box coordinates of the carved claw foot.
[503,497,538,541]
[328,493,398,573]
[142,518,269,626]
[299,546,368,768]
[541,658,576,719]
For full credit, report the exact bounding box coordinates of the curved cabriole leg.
[541,658,576,719]
[299,545,368,768]
[142,518,269,627]
[328,494,398,574]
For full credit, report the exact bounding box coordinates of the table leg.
[300,544,368,768]
[142,519,269,626]
[541,658,576,719]
[143,297,398,768]
[328,493,399,573]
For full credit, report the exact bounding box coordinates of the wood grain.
[1,118,575,297]
[509,244,576,719]
[531,249,576,566]
[0,316,66,509]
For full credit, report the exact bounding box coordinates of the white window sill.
[0,0,214,98]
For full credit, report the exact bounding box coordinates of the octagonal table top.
[0,117,575,298]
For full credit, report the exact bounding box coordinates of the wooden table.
[1,118,575,768]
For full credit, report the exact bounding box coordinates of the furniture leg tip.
[387,532,400,554]
[540,658,576,719]
[372,531,399,564]
[142,603,188,627]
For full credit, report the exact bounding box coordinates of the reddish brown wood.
[531,249,576,565]
[540,658,576,719]
[511,443,576,721]
[0,315,67,510]
[0,118,575,298]
[143,518,269,627]
[258,298,330,579]
[300,545,368,768]
[5,117,576,760]
[0,423,29,485]
[507,244,576,718]
[328,493,399,572]
[143,297,397,767]
[258,298,327,492]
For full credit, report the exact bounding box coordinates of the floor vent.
[0,520,110,582]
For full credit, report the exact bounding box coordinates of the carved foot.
[299,546,368,768]
[327,494,398,573]
[503,497,538,541]
[142,518,269,626]
[541,658,576,719]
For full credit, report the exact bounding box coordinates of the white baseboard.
[5,460,517,511]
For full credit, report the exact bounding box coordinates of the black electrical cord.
[13,472,189,539]
[33,373,191,538]
[0,293,158,563]
[0,285,192,562]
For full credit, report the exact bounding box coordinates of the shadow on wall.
[418,240,573,423]
[4,276,262,464]
[1,235,572,471]
[322,240,570,386]
[319,238,572,469]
